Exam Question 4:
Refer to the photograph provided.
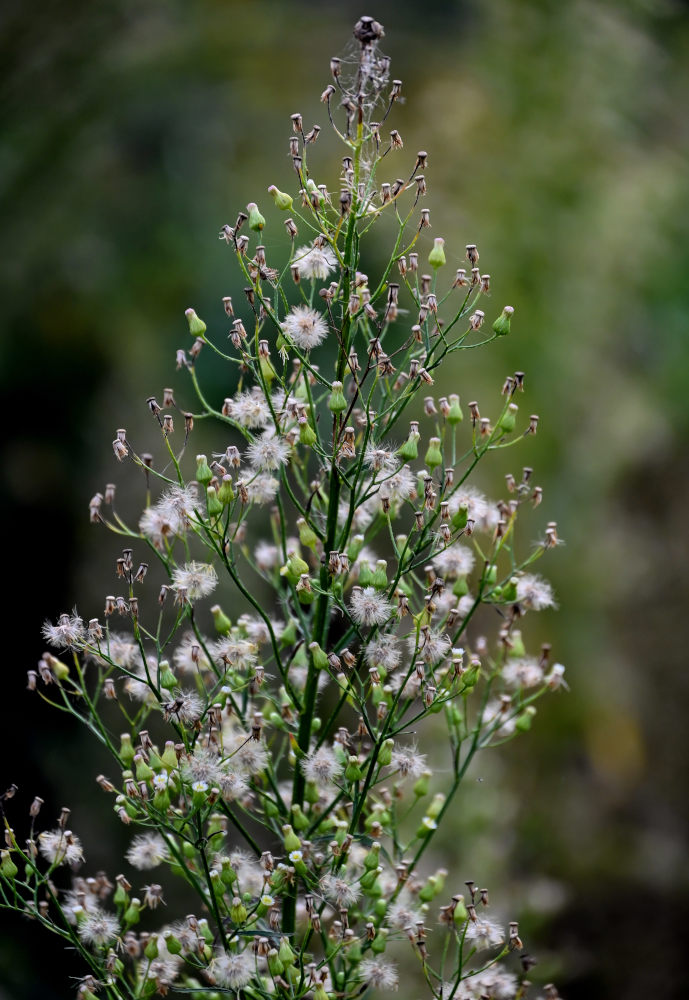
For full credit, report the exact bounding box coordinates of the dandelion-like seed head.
[293,243,337,280]
[171,561,218,601]
[515,573,557,611]
[282,305,329,351]
[125,833,168,870]
[349,587,394,627]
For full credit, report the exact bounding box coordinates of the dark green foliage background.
[2,0,689,996]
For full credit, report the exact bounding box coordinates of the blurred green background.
[2,0,689,996]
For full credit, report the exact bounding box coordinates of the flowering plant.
[2,17,566,1000]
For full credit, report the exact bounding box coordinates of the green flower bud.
[357,559,373,587]
[501,578,518,604]
[445,701,463,726]
[206,813,226,838]
[397,432,419,461]
[328,380,347,414]
[428,236,446,269]
[453,575,469,598]
[135,757,155,783]
[160,740,179,771]
[185,308,206,336]
[163,930,182,955]
[371,559,388,590]
[247,202,266,231]
[267,948,284,977]
[119,733,135,766]
[516,706,537,732]
[48,655,70,681]
[451,502,468,531]
[508,628,526,657]
[278,937,297,967]
[158,661,177,691]
[113,882,129,907]
[377,739,394,767]
[219,859,236,887]
[425,437,443,471]
[463,662,480,689]
[498,403,518,434]
[297,517,318,549]
[413,770,431,798]
[416,816,438,839]
[309,642,329,670]
[418,875,440,903]
[314,986,329,1000]
[492,305,514,337]
[217,475,235,505]
[287,552,309,579]
[144,936,159,960]
[345,755,363,782]
[206,485,224,517]
[264,798,279,819]
[211,604,232,635]
[259,354,277,383]
[447,393,463,425]
[453,895,469,924]
[291,803,308,831]
[305,780,320,804]
[371,929,388,953]
[196,454,213,486]
[282,824,301,853]
[484,564,497,586]
[360,866,380,890]
[279,618,297,647]
[348,939,362,963]
[123,898,141,926]
[153,787,170,812]
[256,892,275,917]
[230,896,248,923]
[296,576,315,604]
[363,842,381,870]
[299,420,318,446]
[268,185,293,211]
[427,792,446,819]
[347,534,365,561]
[0,850,18,880]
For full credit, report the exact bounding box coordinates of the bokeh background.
[2,0,689,996]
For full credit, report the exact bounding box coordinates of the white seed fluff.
[282,305,328,350]
[293,243,337,280]
[349,587,394,627]
[171,562,218,600]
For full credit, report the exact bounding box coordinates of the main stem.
[282,124,363,936]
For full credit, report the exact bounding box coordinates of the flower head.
[359,959,399,991]
[227,388,271,428]
[515,573,557,611]
[282,305,328,350]
[171,562,218,600]
[349,587,394,627]
[42,613,85,649]
[78,910,119,948]
[389,744,427,779]
[126,833,168,870]
[301,746,343,786]
[432,543,475,579]
[464,916,505,951]
[211,948,254,989]
[246,431,291,471]
[320,873,361,908]
[38,829,84,866]
[293,243,337,280]
[502,657,544,690]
